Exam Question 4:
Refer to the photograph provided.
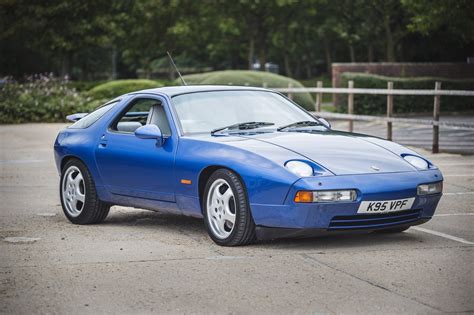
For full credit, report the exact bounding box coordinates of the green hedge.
[0,77,95,124]
[339,73,474,114]
[88,79,163,100]
[179,70,314,110]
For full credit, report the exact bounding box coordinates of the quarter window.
[69,102,116,129]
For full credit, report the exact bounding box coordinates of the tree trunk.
[305,63,311,79]
[111,46,118,80]
[384,15,395,62]
[248,37,255,70]
[284,53,292,77]
[258,48,266,71]
[168,63,175,81]
[368,44,374,62]
[349,44,356,62]
[60,51,73,79]
[324,37,332,74]
[295,60,301,78]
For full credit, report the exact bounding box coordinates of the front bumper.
[250,170,442,239]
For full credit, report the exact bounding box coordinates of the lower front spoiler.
[255,217,431,241]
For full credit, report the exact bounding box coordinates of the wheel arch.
[60,155,86,174]
[198,165,247,214]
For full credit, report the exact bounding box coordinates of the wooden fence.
[274,81,474,153]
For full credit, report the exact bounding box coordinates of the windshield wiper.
[211,121,274,135]
[277,120,322,131]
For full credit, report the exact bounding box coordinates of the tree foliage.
[1,0,472,80]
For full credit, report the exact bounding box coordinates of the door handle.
[98,134,107,148]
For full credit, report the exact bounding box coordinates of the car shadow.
[101,207,428,250]
[254,231,425,251]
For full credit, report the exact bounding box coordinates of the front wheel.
[203,169,256,246]
[60,159,110,224]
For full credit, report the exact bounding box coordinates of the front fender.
[174,136,309,216]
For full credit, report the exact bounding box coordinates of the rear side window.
[69,102,116,129]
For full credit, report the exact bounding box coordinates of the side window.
[111,98,171,135]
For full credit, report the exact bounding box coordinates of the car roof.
[130,85,270,97]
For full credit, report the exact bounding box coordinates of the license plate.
[357,198,415,214]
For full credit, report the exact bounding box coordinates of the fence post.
[263,82,268,88]
[288,83,293,100]
[387,81,394,141]
[348,80,354,132]
[315,81,323,112]
[432,81,441,153]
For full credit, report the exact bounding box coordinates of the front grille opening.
[329,209,421,230]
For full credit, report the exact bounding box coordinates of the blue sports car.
[54,86,443,246]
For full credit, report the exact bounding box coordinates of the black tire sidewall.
[202,169,254,246]
[60,159,106,224]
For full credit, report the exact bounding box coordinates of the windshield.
[172,90,316,134]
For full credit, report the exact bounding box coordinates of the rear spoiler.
[66,113,88,122]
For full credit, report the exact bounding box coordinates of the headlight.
[417,182,443,195]
[294,190,357,203]
[285,160,313,177]
[403,155,429,170]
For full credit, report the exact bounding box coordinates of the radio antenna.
[167,51,187,86]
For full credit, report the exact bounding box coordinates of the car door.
[95,95,176,202]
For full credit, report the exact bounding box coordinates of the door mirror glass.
[318,118,331,129]
[134,124,164,147]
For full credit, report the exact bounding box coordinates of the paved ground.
[330,113,474,155]
[1,123,473,314]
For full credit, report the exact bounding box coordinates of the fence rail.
[276,87,474,96]
[308,112,474,130]
[272,81,474,153]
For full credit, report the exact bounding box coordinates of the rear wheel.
[60,159,110,224]
[203,169,256,246]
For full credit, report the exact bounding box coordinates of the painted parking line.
[437,163,474,166]
[434,213,474,217]
[412,226,474,245]
[443,175,474,178]
[0,159,46,164]
[443,192,474,195]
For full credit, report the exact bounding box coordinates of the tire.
[375,226,410,233]
[60,158,110,224]
[202,169,256,246]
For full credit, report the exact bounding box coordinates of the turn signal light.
[294,190,357,203]
[294,191,314,203]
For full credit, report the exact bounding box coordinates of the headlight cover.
[403,154,430,170]
[417,182,443,195]
[285,160,313,177]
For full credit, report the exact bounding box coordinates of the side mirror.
[318,118,331,129]
[134,124,164,147]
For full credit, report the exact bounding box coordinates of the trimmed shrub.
[0,75,95,124]
[68,80,106,92]
[179,70,315,110]
[88,79,163,100]
[339,73,474,114]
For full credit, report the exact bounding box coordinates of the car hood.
[234,131,417,175]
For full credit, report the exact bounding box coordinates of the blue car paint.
[252,169,442,229]
[54,86,442,235]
